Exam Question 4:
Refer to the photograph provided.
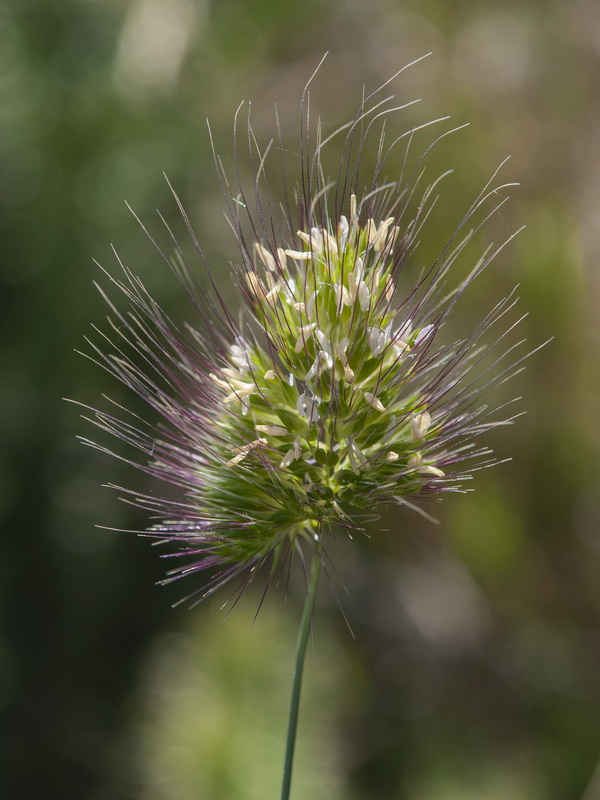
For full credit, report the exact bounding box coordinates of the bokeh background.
[2,0,600,798]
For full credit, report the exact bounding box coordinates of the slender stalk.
[280,546,321,800]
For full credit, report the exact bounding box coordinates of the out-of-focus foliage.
[1,0,599,798]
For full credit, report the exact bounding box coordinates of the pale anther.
[254,242,277,271]
[294,322,317,353]
[256,425,287,436]
[226,438,268,467]
[411,411,431,440]
[284,249,312,261]
[280,439,302,469]
[372,218,396,252]
[364,392,386,412]
[358,282,370,312]
[417,465,445,478]
[245,271,267,296]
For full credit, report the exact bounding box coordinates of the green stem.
[280,545,321,800]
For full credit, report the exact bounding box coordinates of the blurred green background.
[2,0,600,798]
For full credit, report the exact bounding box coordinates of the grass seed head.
[82,58,529,605]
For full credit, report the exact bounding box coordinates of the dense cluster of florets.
[201,196,451,563]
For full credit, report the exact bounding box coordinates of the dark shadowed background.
[2,0,600,798]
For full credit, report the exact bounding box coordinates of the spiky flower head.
[82,61,528,604]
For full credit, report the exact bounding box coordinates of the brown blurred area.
[1,0,599,798]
